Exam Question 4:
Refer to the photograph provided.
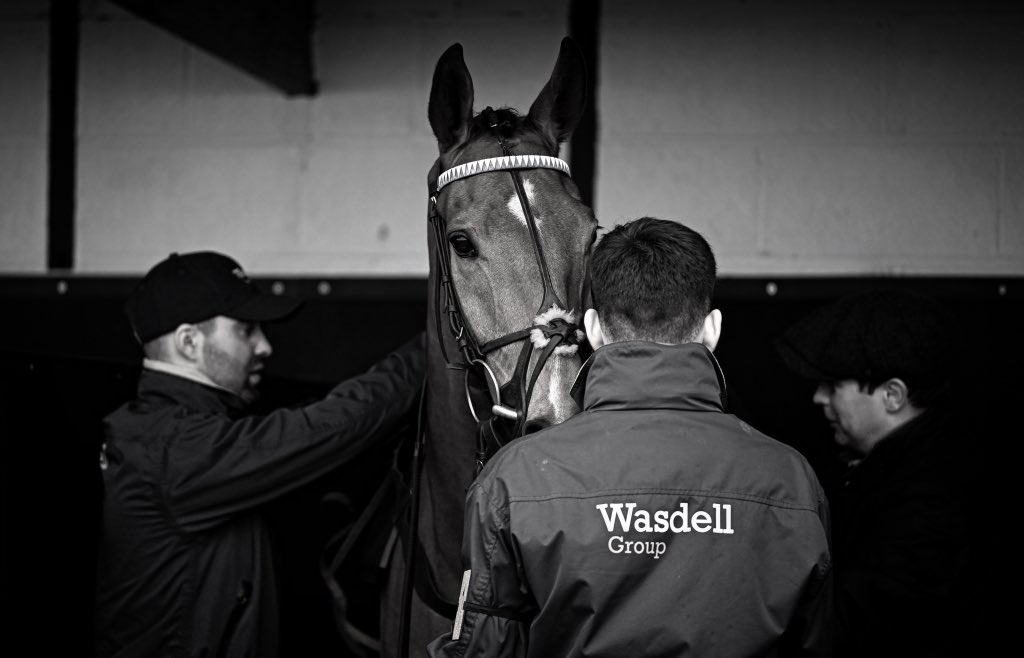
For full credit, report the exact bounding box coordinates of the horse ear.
[528,36,588,146]
[429,42,475,153]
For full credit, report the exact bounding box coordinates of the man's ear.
[881,377,910,412]
[172,324,203,362]
[699,309,723,352]
[584,308,607,350]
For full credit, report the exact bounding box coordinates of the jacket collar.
[135,367,248,417]
[570,341,727,413]
[844,405,951,485]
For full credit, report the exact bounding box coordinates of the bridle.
[396,111,588,657]
[428,107,585,473]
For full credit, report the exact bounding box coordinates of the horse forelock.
[460,107,558,156]
[467,107,522,140]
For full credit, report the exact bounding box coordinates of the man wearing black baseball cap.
[95,251,426,658]
[777,289,977,658]
[122,251,303,403]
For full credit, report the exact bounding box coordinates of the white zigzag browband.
[436,155,571,192]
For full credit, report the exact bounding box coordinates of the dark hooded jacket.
[428,341,833,658]
[95,333,425,658]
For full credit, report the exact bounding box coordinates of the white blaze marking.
[548,362,566,419]
[506,178,538,226]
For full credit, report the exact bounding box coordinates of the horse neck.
[424,256,482,469]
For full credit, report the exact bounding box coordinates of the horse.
[373,37,596,658]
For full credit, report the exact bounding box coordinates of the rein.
[428,107,583,470]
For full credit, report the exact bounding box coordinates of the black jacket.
[428,342,833,658]
[95,333,425,658]
[832,406,977,658]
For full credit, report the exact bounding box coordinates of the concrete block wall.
[1,0,1022,276]
[598,1,1024,274]
[75,0,571,275]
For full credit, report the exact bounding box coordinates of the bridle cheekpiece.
[428,108,585,472]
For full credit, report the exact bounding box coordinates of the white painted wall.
[0,0,48,272]
[74,0,571,275]
[1,0,1022,275]
[598,2,1024,275]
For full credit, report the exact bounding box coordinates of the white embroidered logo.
[595,501,735,559]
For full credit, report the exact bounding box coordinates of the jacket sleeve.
[780,484,835,658]
[162,331,426,531]
[788,550,834,657]
[426,474,534,658]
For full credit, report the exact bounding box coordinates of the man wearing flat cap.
[95,251,426,658]
[777,289,979,658]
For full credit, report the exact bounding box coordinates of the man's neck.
[143,358,235,396]
[865,404,926,456]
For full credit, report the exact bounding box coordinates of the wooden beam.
[47,0,79,270]
[569,0,600,210]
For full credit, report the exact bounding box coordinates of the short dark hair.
[591,217,717,343]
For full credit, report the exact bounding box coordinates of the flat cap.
[776,289,952,384]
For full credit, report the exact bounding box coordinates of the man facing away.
[94,251,426,658]
[776,290,980,658]
[428,217,833,657]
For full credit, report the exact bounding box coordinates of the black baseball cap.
[125,251,302,344]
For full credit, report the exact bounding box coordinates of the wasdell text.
[595,502,734,559]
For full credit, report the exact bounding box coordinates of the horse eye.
[448,232,478,258]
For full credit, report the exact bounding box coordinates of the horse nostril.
[522,419,550,435]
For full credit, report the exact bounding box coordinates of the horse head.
[426,38,596,439]
[372,39,595,658]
